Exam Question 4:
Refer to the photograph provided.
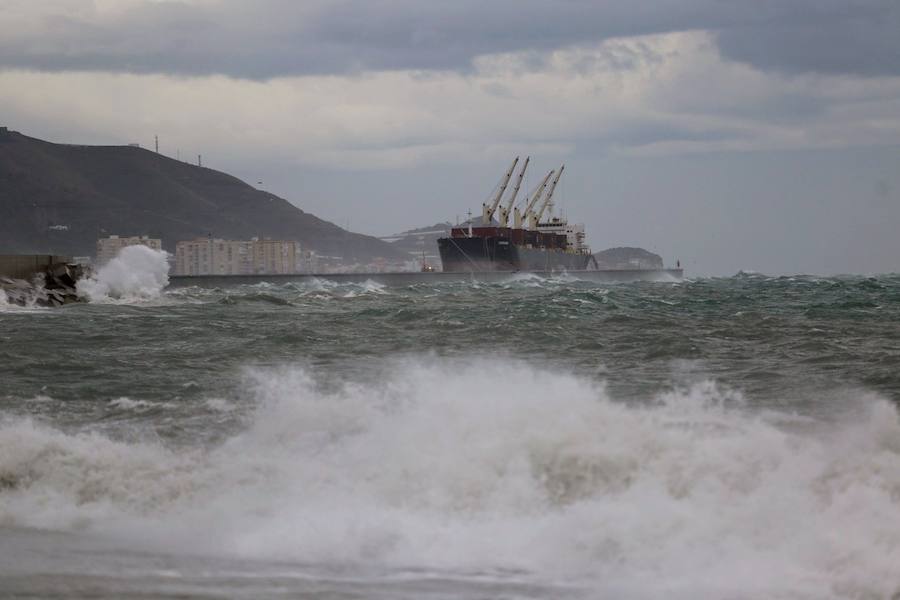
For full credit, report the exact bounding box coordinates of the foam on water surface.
[4,273,900,598]
[1,358,898,598]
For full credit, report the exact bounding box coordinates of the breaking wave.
[0,281,51,312]
[77,246,169,302]
[1,358,898,598]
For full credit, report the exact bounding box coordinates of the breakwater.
[0,255,85,307]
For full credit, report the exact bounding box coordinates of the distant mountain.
[0,128,404,262]
[385,222,451,258]
[593,247,663,269]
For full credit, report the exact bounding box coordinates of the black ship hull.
[438,236,592,272]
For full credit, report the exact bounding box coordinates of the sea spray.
[77,245,170,302]
[1,358,898,598]
[0,280,50,310]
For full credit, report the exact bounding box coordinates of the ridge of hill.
[0,128,403,262]
[385,222,452,258]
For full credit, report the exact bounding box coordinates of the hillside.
[386,222,452,257]
[0,128,404,262]
[593,247,663,269]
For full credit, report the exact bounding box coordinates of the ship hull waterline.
[438,235,594,273]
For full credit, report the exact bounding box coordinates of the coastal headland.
[2,128,680,277]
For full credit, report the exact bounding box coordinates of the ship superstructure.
[438,157,595,272]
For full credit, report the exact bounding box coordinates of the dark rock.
[45,262,84,289]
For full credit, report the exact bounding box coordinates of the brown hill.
[0,128,403,262]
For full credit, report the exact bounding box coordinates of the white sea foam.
[26,394,55,404]
[204,397,235,412]
[505,272,545,282]
[0,283,49,312]
[502,272,549,288]
[108,397,172,411]
[77,246,170,302]
[358,279,388,294]
[648,271,683,283]
[1,359,898,598]
[279,278,388,299]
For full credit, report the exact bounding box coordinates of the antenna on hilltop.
[155,135,158,153]
[198,154,202,167]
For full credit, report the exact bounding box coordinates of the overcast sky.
[1,0,898,275]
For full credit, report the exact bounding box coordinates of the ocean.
[1,247,899,599]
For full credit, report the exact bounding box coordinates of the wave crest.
[1,359,899,596]
[77,246,169,303]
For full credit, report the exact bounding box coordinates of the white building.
[174,237,305,275]
[96,235,162,264]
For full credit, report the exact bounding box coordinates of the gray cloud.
[1,3,899,277]
[0,1,897,79]
[716,1,900,76]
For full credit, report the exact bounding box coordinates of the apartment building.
[96,235,162,264]
[174,237,303,275]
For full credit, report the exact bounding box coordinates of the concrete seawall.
[168,269,684,288]
[0,255,73,280]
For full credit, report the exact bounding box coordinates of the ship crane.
[482,156,519,224]
[529,164,564,230]
[498,156,529,227]
[514,169,554,229]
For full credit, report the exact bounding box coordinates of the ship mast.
[482,156,519,224]
[514,169,554,229]
[498,156,529,227]
[529,164,564,229]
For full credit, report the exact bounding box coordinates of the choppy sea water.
[1,248,899,599]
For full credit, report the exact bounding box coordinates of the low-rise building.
[96,235,162,264]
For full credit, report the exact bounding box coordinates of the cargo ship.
[438,156,597,272]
